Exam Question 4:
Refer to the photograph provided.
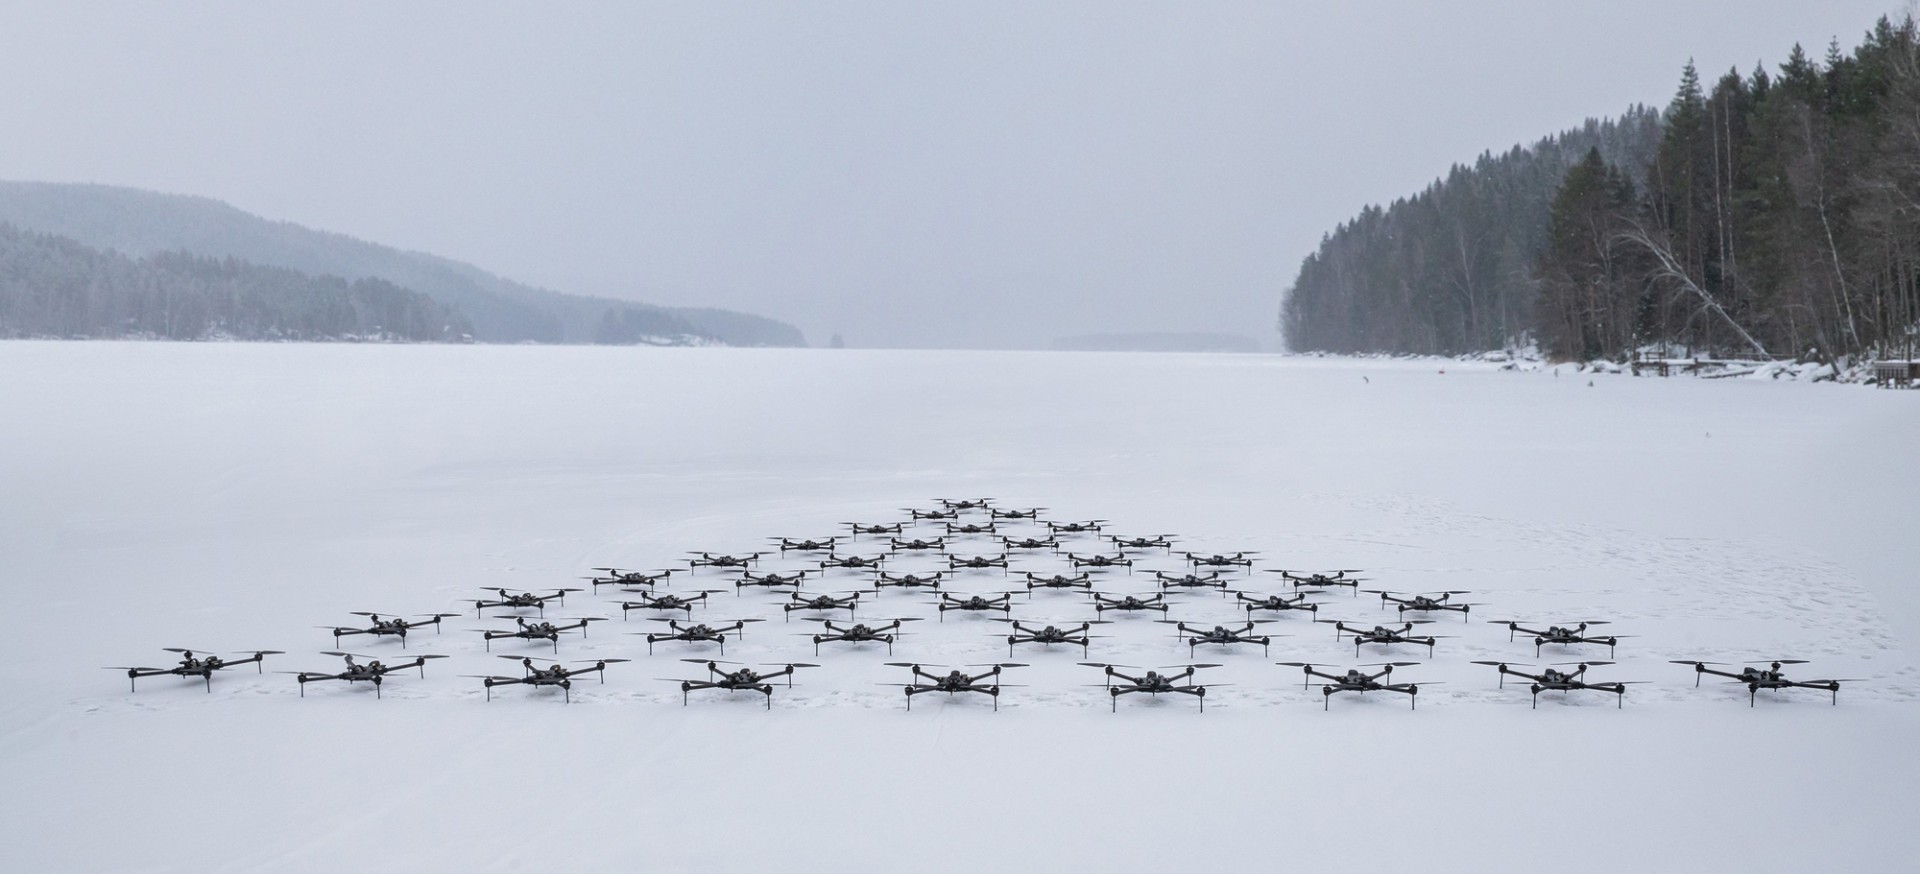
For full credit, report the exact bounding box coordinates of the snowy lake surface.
[2,342,1916,872]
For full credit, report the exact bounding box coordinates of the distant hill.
[1052,331,1263,353]
[0,181,805,346]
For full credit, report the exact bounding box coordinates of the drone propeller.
[238,650,285,656]
[964,663,1029,668]
[1551,661,1615,667]
[576,658,631,664]
[1747,659,1811,665]
[1077,662,1143,669]
[684,658,743,665]
[1669,660,1730,666]
[1470,660,1524,667]
[1358,662,1423,667]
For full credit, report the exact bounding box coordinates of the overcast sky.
[0,2,1904,348]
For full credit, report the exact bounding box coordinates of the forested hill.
[0,182,806,347]
[1282,15,1920,364]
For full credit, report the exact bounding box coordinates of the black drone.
[1108,534,1176,550]
[585,567,676,591]
[1233,590,1319,617]
[612,590,723,619]
[783,591,861,620]
[670,660,817,709]
[1266,569,1365,594]
[1020,571,1093,594]
[993,619,1108,657]
[889,662,1024,711]
[889,536,947,551]
[1064,551,1133,572]
[818,553,888,571]
[947,553,1010,572]
[905,508,960,521]
[1323,620,1445,657]
[935,498,996,512]
[1471,660,1640,708]
[109,648,281,692]
[1180,551,1257,572]
[844,522,906,537]
[944,521,999,536]
[1161,620,1275,656]
[1149,570,1229,594]
[935,591,1015,619]
[1670,660,1861,706]
[473,587,581,617]
[469,656,626,703]
[479,616,605,652]
[807,617,920,655]
[1367,590,1478,618]
[772,536,839,553]
[999,535,1061,551]
[1042,520,1107,535]
[989,506,1046,520]
[1082,663,1220,712]
[872,570,948,594]
[1491,620,1627,658]
[323,612,457,648]
[735,569,813,594]
[686,552,765,571]
[638,618,763,655]
[287,652,447,698]
[1277,662,1429,710]
[1092,592,1170,616]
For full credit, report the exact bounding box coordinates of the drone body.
[1278,662,1427,710]
[808,618,919,655]
[473,588,581,618]
[324,612,456,649]
[1082,663,1219,712]
[671,660,816,709]
[1472,661,1639,708]
[889,662,1022,711]
[480,616,605,652]
[638,618,763,655]
[469,656,627,703]
[1091,592,1169,616]
[288,651,447,698]
[109,648,282,692]
[1671,660,1857,706]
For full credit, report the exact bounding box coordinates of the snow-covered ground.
[3,342,1916,872]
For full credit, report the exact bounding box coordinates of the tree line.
[1284,15,1920,364]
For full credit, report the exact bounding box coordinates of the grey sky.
[0,2,1902,348]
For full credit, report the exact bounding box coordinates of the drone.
[1669,660,1860,706]
[735,569,813,594]
[1081,663,1220,712]
[904,508,960,521]
[1064,551,1133,572]
[935,498,996,512]
[783,591,861,620]
[611,590,723,619]
[1367,590,1478,618]
[993,619,1108,656]
[1470,661,1640,708]
[818,552,888,571]
[1020,571,1092,595]
[479,616,605,652]
[943,521,999,536]
[1180,551,1257,572]
[935,591,1015,619]
[889,536,947,552]
[1277,662,1429,710]
[1490,620,1626,657]
[1322,620,1445,657]
[772,536,839,553]
[844,522,906,537]
[947,553,1010,572]
[888,662,1024,711]
[322,612,457,648]
[686,551,765,571]
[1160,620,1275,656]
[670,660,817,709]
[108,648,282,692]
[1266,569,1364,594]
[871,570,948,594]
[999,535,1060,551]
[1149,570,1229,594]
[1108,534,1176,550]
[1042,520,1107,535]
[1092,592,1170,616]
[1232,590,1319,617]
[468,656,627,703]
[287,652,447,698]
[472,587,581,617]
[638,618,763,655]
[806,617,921,655]
[584,567,676,591]
[989,506,1046,520]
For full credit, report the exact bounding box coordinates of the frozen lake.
[2,342,1916,872]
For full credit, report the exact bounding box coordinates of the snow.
[2,342,1916,872]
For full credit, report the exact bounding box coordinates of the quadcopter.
[1020,571,1093,595]
[1180,551,1257,572]
[611,590,723,619]
[685,552,765,571]
[669,660,817,709]
[772,536,839,553]
[472,587,581,617]
[844,522,906,537]
[1366,590,1478,619]
[1470,660,1640,708]
[1669,659,1861,706]
[943,521,999,536]
[1490,620,1627,658]
[1276,662,1429,710]
[108,648,282,692]
[1064,551,1133,572]
[1160,620,1275,656]
[1092,592,1170,616]
[1322,620,1446,657]
[637,618,763,655]
[871,570,948,594]
[999,535,1061,551]
[806,617,921,655]
[935,498,995,512]
[1232,590,1319,617]
[1081,662,1220,712]
[468,656,627,703]
[947,553,1010,572]
[1108,534,1176,550]
[322,612,457,648]
[989,506,1046,520]
[904,508,960,521]
[1042,520,1107,535]
[287,652,447,699]
[1149,570,1229,594]
[783,590,861,620]
[889,536,947,551]
[735,569,814,594]
[1266,569,1365,594]
[479,616,605,652]
[888,662,1024,711]
[584,567,676,591]
[935,591,1015,619]
[818,552,888,571]
[992,619,1108,656]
